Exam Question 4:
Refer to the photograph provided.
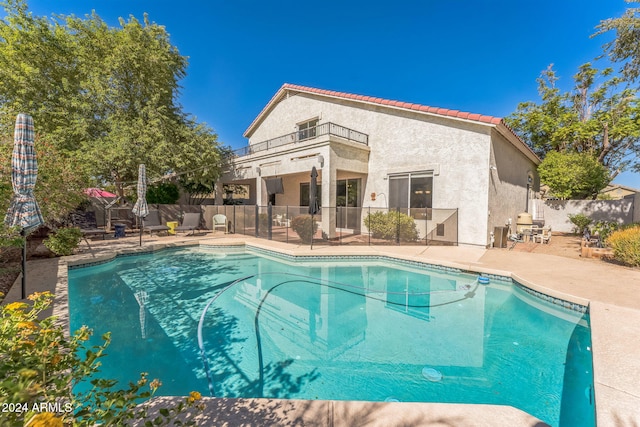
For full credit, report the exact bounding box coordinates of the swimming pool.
[68,245,595,427]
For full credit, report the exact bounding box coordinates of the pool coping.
[67,241,591,314]
[7,233,638,426]
[59,239,603,426]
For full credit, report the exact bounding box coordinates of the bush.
[567,213,593,235]
[291,215,318,243]
[146,182,180,204]
[364,211,419,242]
[607,226,640,267]
[44,227,83,256]
[0,292,202,426]
[592,220,619,246]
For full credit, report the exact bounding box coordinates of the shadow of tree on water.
[202,306,319,401]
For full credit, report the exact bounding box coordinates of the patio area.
[3,232,640,426]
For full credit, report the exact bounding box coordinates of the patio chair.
[175,212,201,236]
[533,227,552,244]
[70,211,107,240]
[213,214,228,233]
[142,210,170,236]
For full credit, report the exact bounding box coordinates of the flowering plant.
[0,292,202,425]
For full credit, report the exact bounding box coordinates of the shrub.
[146,182,180,204]
[592,220,619,246]
[607,226,640,267]
[44,227,83,256]
[567,213,593,235]
[364,211,419,242]
[0,292,202,426]
[291,215,318,243]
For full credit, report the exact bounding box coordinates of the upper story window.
[297,119,318,141]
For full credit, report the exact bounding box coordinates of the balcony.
[232,122,369,158]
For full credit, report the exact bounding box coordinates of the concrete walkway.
[4,232,640,426]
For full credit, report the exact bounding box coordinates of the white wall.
[537,199,634,232]
[488,130,539,241]
[249,93,495,246]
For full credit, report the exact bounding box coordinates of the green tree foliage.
[538,151,609,199]
[0,0,224,198]
[595,1,640,83]
[506,63,640,181]
[0,135,86,234]
[146,182,180,204]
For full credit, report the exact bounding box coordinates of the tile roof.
[282,83,503,125]
[244,83,539,163]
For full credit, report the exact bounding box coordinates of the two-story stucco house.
[216,84,540,247]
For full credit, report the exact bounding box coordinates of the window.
[300,182,322,207]
[298,119,318,141]
[389,173,433,218]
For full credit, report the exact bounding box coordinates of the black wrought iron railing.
[231,123,369,158]
[207,205,458,247]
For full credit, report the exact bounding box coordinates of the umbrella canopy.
[308,166,319,215]
[132,164,149,219]
[84,187,117,198]
[5,114,43,233]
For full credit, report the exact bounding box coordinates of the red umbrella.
[84,188,117,198]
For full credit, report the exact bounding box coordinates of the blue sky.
[10,0,640,188]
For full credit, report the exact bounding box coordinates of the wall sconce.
[255,166,261,176]
[370,192,376,201]
[317,155,324,168]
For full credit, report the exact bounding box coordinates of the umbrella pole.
[310,214,314,250]
[139,221,142,246]
[21,228,26,299]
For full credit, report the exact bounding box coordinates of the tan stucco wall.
[487,130,540,243]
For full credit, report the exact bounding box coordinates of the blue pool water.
[68,246,595,427]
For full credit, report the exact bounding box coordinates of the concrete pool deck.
[4,232,640,426]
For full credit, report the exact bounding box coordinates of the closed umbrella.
[309,166,319,248]
[131,164,149,246]
[4,114,44,299]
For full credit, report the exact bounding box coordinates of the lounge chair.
[175,212,201,236]
[213,214,228,233]
[142,210,170,236]
[70,211,107,240]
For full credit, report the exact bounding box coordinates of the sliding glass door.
[337,179,360,230]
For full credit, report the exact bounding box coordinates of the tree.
[0,0,225,197]
[0,135,86,225]
[505,63,640,180]
[595,1,640,83]
[538,151,609,199]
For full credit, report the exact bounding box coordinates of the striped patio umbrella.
[4,113,44,299]
[131,164,149,246]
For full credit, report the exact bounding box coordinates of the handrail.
[230,122,368,158]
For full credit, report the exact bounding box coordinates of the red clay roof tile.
[244,83,539,162]
[279,83,504,126]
